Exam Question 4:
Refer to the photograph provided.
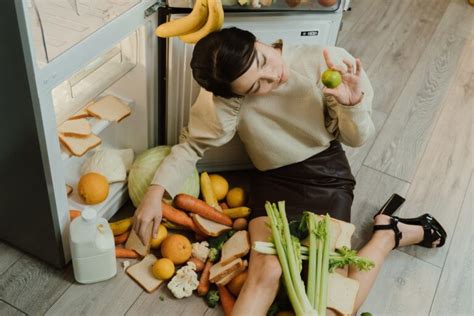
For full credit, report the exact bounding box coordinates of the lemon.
[209,174,229,201]
[150,225,168,249]
[226,187,247,208]
[152,258,175,280]
[321,69,342,89]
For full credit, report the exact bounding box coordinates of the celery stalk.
[318,215,331,315]
[307,212,317,307]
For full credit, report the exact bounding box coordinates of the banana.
[155,0,209,38]
[109,217,133,236]
[179,0,224,44]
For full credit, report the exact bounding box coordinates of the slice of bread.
[126,254,163,293]
[69,107,92,120]
[331,218,355,249]
[192,214,232,237]
[59,133,101,157]
[87,95,131,122]
[209,258,243,284]
[327,273,360,315]
[125,227,152,257]
[221,230,250,265]
[216,260,248,286]
[58,119,91,137]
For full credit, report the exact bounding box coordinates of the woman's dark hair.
[191,27,256,99]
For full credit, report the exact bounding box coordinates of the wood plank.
[364,29,467,181]
[0,242,22,275]
[0,300,25,316]
[367,0,450,113]
[435,0,474,39]
[337,0,412,69]
[337,0,374,43]
[343,110,386,176]
[0,255,74,315]
[350,166,410,250]
[397,38,473,267]
[430,175,473,316]
[359,250,441,315]
[126,283,222,316]
[46,259,143,316]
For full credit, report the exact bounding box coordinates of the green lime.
[360,313,373,316]
[321,69,342,88]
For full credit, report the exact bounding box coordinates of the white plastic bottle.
[69,208,117,283]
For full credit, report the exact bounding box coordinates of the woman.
[133,28,446,315]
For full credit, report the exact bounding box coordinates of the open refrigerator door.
[10,0,160,266]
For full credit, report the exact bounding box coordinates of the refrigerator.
[2,0,349,267]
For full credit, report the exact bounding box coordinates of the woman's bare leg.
[232,216,282,316]
[349,214,437,311]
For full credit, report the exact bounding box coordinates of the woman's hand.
[322,48,364,106]
[132,185,165,244]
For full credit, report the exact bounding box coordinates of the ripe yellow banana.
[155,0,209,38]
[179,0,224,44]
[109,217,133,236]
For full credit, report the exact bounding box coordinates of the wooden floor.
[1,0,472,315]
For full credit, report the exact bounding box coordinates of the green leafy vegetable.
[205,290,220,308]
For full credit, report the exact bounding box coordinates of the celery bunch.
[265,202,317,316]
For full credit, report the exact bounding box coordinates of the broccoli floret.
[206,290,220,308]
[208,248,220,262]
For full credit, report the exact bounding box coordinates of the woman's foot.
[373,214,442,249]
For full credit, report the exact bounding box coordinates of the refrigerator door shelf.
[30,0,142,64]
[52,31,138,125]
[60,93,136,160]
[167,0,342,11]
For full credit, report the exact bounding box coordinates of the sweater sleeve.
[324,47,375,147]
[151,89,240,198]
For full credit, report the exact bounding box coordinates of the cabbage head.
[128,146,200,207]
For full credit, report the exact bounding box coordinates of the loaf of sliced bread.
[327,273,360,315]
[58,119,91,137]
[87,95,131,122]
[209,258,244,283]
[126,254,163,293]
[220,230,250,265]
[192,214,232,237]
[59,133,101,157]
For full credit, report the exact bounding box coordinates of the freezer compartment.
[29,0,141,65]
[52,30,138,125]
[167,0,341,11]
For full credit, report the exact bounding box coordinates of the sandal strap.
[373,217,402,249]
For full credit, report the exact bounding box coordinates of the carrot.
[69,210,81,221]
[161,202,203,234]
[188,257,205,272]
[197,260,213,296]
[114,231,130,245]
[115,247,140,259]
[218,285,236,316]
[174,194,233,226]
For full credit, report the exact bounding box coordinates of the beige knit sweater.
[152,44,374,197]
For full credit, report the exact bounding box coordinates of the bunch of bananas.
[155,0,224,44]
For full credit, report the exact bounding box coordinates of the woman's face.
[231,42,289,96]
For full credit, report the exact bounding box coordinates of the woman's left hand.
[322,48,364,106]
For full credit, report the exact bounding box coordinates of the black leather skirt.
[248,141,356,222]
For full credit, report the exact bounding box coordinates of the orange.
[209,174,229,201]
[321,69,342,89]
[160,234,192,264]
[226,187,247,208]
[150,225,168,249]
[152,258,175,280]
[77,172,109,205]
[227,270,248,296]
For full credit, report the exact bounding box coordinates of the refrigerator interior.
[166,12,343,172]
[28,0,158,223]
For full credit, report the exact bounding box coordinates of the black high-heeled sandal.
[373,193,406,218]
[373,213,447,249]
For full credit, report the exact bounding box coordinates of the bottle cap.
[81,208,97,223]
